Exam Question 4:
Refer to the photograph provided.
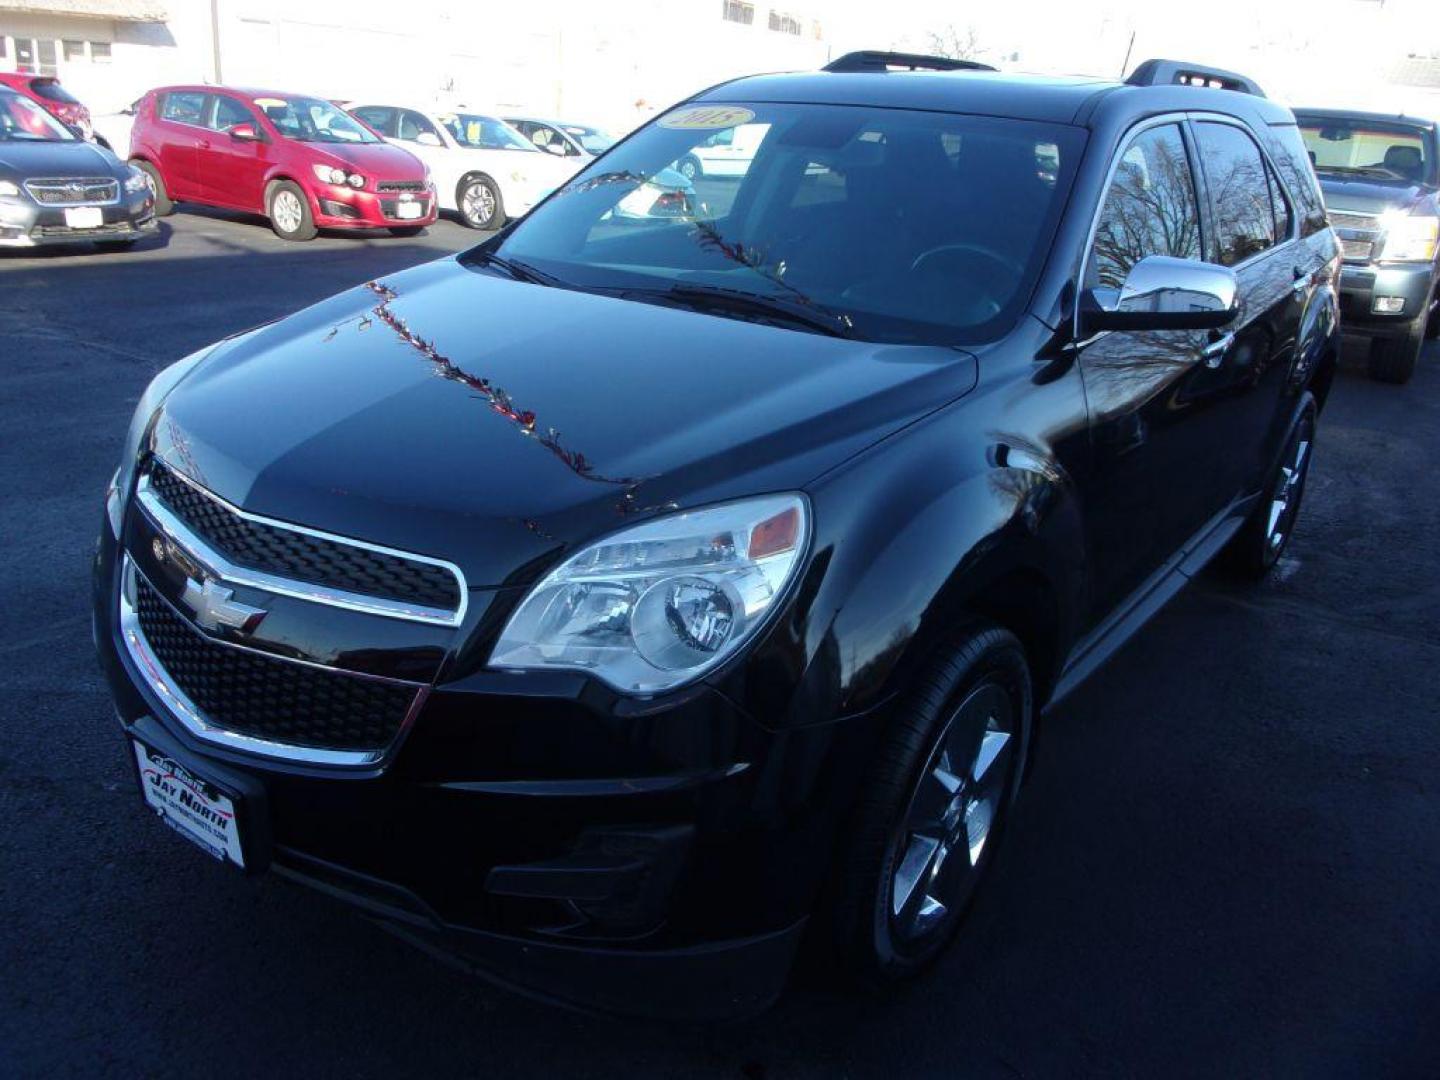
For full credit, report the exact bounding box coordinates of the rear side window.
[351,106,395,137]
[1193,122,1280,266]
[29,78,78,104]
[160,91,205,125]
[1090,123,1202,289]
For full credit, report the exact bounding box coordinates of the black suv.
[95,54,1340,1019]
[1293,108,1440,382]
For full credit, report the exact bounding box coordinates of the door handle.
[1202,332,1235,368]
[1292,266,1310,297]
[197,140,211,149]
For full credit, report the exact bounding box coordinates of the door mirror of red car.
[229,123,262,142]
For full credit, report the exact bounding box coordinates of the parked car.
[0,72,99,144]
[1293,108,1439,382]
[673,120,768,180]
[504,116,615,163]
[0,86,155,249]
[95,53,1339,1019]
[128,86,437,241]
[348,103,572,229]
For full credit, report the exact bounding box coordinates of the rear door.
[1188,117,1307,509]
[197,93,270,211]
[1074,121,1229,618]
[153,90,208,200]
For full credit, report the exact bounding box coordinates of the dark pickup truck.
[1294,109,1440,383]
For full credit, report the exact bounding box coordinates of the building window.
[37,39,58,76]
[90,41,112,62]
[63,39,86,62]
[0,36,8,61]
[722,1,754,25]
[768,11,802,35]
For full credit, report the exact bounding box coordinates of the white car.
[348,104,573,229]
[673,122,769,181]
[504,117,616,165]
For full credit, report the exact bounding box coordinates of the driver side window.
[1090,123,1202,290]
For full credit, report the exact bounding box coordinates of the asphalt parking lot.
[2,208,1438,1078]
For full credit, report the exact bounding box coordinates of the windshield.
[29,78,80,105]
[0,91,75,141]
[565,125,613,153]
[442,114,535,151]
[1297,116,1432,185]
[487,102,1084,345]
[257,96,380,144]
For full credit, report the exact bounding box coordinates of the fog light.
[1373,295,1406,314]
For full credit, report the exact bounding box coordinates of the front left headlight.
[0,179,20,197]
[490,494,809,694]
[1378,211,1440,263]
[123,167,148,194]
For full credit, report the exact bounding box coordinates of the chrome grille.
[1327,209,1382,263]
[24,177,119,206]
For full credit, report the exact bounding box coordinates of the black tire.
[827,623,1032,981]
[266,180,317,242]
[131,159,173,217]
[677,155,701,182]
[1426,283,1439,340]
[455,174,503,230]
[1367,318,1424,383]
[388,226,425,237]
[1223,399,1316,580]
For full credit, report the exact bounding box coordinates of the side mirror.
[229,123,261,142]
[415,131,443,147]
[1081,255,1238,334]
[544,142,566,156]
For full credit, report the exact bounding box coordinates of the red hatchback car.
[0,72,95,141]
[128,85,437,240]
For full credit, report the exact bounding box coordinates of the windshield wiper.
[632,284,855,339]
[471,250,564,288]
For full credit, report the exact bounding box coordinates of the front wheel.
[267,181,317,241]
[827,624,1032,980]
[676,155,701,181]
[456,175,503,230]
[1367,318,1424,383]
[130,159,172,216]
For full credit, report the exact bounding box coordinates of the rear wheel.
[456,175,503,230]
[131,159,172,216]
[267,181,316,242]
[828,624,1032,980]
[1367,317,1424,383]
[677,155,701,181]
[1223,401,1315,580]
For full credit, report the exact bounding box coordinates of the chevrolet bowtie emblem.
[181,577,267,634]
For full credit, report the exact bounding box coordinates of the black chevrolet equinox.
[95,53,1341,1018]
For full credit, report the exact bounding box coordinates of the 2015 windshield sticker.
[659,106,755,131]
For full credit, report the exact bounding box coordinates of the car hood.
[153,257,977,588]
[0,138,121,177]
[312,140,424,179]
[1314,172,1434,215]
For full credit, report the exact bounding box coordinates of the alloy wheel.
[1265,419,1312,556]
[463,181,497,227]
[889,681,1016,945]
[272,190,304,234]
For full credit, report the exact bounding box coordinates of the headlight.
[346,173,365,189]
[1378,211,1439,263]
[490,494,809,694]
[123,167,148,194]
[104,344,220,537]
[0,180,20,197]
[311,164,347,185]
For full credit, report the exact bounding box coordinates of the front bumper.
[309,182,438,230]
[1338,261,1437,335]
[93,519,866,1017]
[0,189,156,248]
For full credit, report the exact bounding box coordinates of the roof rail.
[823,51,996,74]
[1125,58,1265,98]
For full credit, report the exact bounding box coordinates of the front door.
[1074,121,1231,621]
[197,93,271,212]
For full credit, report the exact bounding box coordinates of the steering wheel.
[910,242,1018,282]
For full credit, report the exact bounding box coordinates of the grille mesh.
[146,463,461,612]
[25,178,119,205]
[135,576,417,750]
[376,180,427,193]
